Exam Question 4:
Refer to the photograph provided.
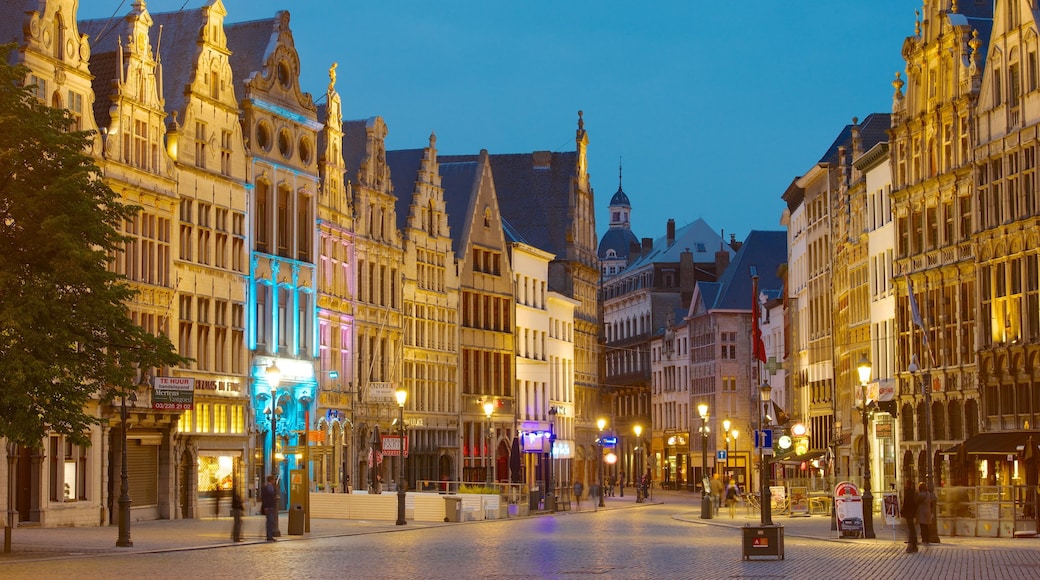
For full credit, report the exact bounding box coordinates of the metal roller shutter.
[127,442,159,506]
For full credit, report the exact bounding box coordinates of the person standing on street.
[710,473,724,515]
[901,479,919,553]
[573,481,584,510]
[261,475,278,542]
[724,479,740,519]
[916,481,936,546]
[230,486,244,542]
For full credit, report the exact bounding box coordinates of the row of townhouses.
[1,0,601,527]
[600,1,1040,538]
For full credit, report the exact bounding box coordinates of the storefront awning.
[777,449,827,465]
[940,431,1040,456]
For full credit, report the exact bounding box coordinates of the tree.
[0,45,186,447]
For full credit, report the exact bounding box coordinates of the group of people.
[705,473,741,518]
[900,480,937,553]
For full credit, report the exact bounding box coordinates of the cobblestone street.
[2,492,1039,579]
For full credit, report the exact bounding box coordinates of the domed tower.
[597,161,639,279]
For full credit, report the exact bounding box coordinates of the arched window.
[901,403,915,442]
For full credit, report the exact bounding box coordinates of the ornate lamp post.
[597,418,607,508]
[857,356,876,539]
[395,387,407,526]
[483,400,495,486]
[909,355,940,544]
[116,389,137,547]
[698,403,712,519]
[266,362,282,537]
[759,382,773,526]
[634,425,644,503]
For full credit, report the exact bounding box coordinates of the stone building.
[226,10,322,508]
[602,217,733,489]
[143,0,252,520]
[889,1,990,484]
[0,0,108,528]
[387,136,462,488]
[342,116,405,491]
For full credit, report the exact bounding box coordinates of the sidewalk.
[1,491,647,562]
[667,492,1040,549]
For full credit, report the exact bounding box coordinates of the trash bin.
[444,496,462,522]
[288,504,305,535]
[741,524,784,560]
[529,488,543,512]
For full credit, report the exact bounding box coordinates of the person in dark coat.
[261,475,279,541]
[230,486,244,542]
[901,479,919,553]
[916,482,937,545]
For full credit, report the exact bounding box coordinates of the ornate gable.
[242,11,316,114]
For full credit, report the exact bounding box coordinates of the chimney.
[532,151,551,169]
[641,237,653,256]
[715,247,730,279]
[628,240,641,265]
[667,219,675,246]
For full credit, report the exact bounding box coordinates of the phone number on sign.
[152,402,193,410]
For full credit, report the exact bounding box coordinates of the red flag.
[752,276,767,363]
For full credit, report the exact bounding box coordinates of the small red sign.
[753,537,769,548]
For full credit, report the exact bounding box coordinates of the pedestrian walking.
[916,482,936,545]
[261,475,278,542]
[901,479,918,553]
[230,487,244,542]
[642,468,652,500]
[573,481,584,510]
[710,473,724,516]
[619,474,626,498]
[724,479,740,519]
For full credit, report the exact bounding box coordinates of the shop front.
[936,431,1040,537]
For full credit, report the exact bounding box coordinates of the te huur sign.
[153,377,195,410]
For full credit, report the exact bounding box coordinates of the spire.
[618,157,623,189]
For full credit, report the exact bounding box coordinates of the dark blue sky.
[81,1,914,241]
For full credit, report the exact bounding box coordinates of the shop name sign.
[152,377,195,410]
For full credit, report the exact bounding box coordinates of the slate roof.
[609,184,630,207]
[437,160,481,258]
[703,230,786,312]
[597,227,639,261]
[147,9,211,121]
[439,151,577,259]
[816,113,891,167]
[225,16,277,96]
[0,1,41,47]
[622,218,732,271]
[385,148,425,233]
[342,119,371,186]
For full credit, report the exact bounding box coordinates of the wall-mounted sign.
[152,377,194,410]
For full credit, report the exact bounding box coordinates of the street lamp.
[395,387,407,526]
[698,403,712,519]
[597,418,607,508]
[722,418,731,479]
[266,362,282,537]
[857,356,876,539]
[634,425,644,503]
[116,389,137,547]
[908,355,940,544]
[759,382,773,526]
[483,400,495,486]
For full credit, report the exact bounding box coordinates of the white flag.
[907,277,929,347]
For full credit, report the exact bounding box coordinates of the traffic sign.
[754,429,773,449]
[716,450,728,460]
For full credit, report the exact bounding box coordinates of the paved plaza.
[2,490,1038,579]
